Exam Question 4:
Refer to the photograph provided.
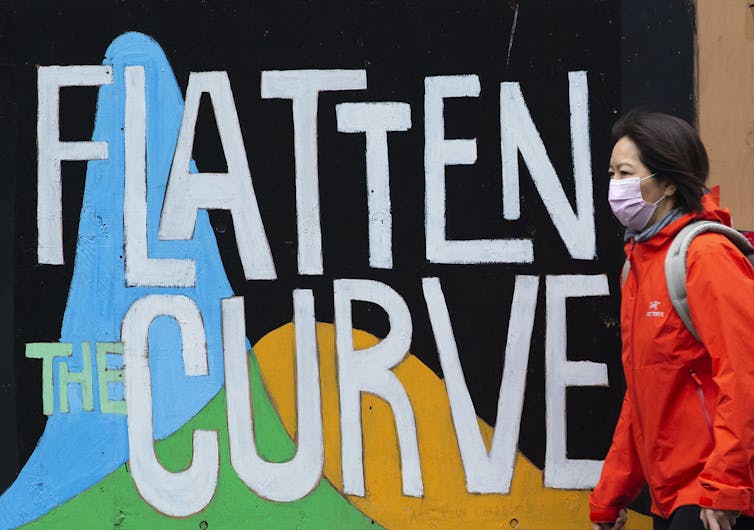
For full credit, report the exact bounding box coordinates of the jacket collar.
[626,186,731,251]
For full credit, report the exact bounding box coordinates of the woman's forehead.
[610,137,642,166]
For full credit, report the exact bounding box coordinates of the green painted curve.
[24,351,382,529]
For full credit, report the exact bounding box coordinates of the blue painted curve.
[0,32,234,528]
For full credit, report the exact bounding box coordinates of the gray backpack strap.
[664,220,754,342]
[620,259,630,288]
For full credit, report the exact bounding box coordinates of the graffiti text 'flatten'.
[37,66,595,278]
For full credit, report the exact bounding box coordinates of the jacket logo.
[646,300,665,317]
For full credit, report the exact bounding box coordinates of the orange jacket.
[590,192,754,522]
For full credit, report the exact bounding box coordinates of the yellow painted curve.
[253,322,652,530]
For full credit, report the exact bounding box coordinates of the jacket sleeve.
[589,390,646,523]
[687,235,754,511]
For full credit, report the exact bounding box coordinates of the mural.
[0,1,698,528]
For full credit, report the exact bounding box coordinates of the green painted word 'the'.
[25,342,126,415]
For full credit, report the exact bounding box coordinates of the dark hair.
[612,110,709,212]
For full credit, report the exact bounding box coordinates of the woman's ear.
[663,181,677,197]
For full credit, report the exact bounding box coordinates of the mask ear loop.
[640,172,671,206]
[652,194,668,207]
[640,173,670,207]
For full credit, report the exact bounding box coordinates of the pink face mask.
[608,174,666,230]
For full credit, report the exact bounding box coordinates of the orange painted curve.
[253,322,652,530]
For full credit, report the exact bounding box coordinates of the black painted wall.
[0,1,695,508]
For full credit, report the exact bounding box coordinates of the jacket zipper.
[689,369,713,432]
[626,243,668,517]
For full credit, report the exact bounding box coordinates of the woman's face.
[609,136,676,226]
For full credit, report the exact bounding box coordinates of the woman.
[589,111,754,530]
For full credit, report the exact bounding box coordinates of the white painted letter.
[124,66,194,286]
[544,274,609,488]
[37,65,113,264]
[425,75,533,264]
[423,276,538,493]
[159,71,275,280]
[334,279,422,497]
[122,294,218,516]
[223,293,323,501]
[261,70,367,275]
[501,71,595,259]
[336,102,411,269]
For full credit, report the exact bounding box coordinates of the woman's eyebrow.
[609,161,636,170]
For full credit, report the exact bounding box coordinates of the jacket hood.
[629,186,731,250]
[699,185,731,225]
